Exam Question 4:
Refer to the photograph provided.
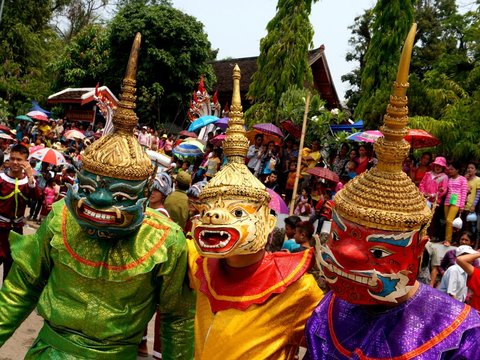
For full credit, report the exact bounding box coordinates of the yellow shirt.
[466,176,480,209]
[188,242,323,360]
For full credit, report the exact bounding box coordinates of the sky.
[172,0,375,102]
[171,0,476,102]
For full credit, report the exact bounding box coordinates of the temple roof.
[211,45,340,109]
[47,86,119,106]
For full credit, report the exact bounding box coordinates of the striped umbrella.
[65,129,86,140]
[29,148,67,165]
[172,142,204,158]
[27,110,49,122]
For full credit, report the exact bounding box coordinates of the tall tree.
[245,0,319,125]
[0,0,65,117]
[107,2,216,125]
[354,0,416,129]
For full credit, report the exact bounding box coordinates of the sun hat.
[431,156,447,168]
[176,171,192,187]
[162,134,168,139]
[456,245,477,257]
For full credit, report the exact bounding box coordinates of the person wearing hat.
[164,170,191,230]
[439,245,478,301]
[419,155,449,241]
[305,25,480,359]
[189,65,323,359]
[0,34,194,359]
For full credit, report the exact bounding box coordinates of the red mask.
[316,210,427,305]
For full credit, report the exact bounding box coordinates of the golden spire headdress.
[334,24,432,231]
[199,65,270,204]
[81,33,153,181]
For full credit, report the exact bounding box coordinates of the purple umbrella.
[266,188,289,214]
[253,123,284,138]
[215,117,229,130]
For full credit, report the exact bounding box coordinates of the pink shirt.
[418,171,449,204]
[445,175,468,209]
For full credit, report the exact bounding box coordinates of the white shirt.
[438,264,468,302]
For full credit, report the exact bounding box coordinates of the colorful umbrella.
[29,145,45,154]
[246,130,281,145]
[211,134,226,147]
[29,148,67,165]
[305,167,340,183]
[27,110,49,122]
[0,125,11,133]
[0,131,13,140]
[404,129,440,149]
[280,120,302,139]
[214,117,229,130]
[182,138,205,151]
[172,142,204,158]
[346,130,383,143]
[253,123,284,138]
[187,115,219,132]
[266,188,289,214]
[65,129,85,140]
[179,130,197,138]
[15,115,33,122]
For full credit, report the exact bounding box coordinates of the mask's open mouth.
[76,198,123,225]
[194,226,240,253]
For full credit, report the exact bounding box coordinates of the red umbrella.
[266,188,289,214]
[246,130,281,145]
[305,167,339,183]
[0,125,11,134]
[280,120,302,139]
[253,123,284,138]
[404,129,440,149]
[179,130,197,138]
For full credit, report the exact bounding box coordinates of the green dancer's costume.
[0,33,194,359]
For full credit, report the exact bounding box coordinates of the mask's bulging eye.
[80,185,94,195]
[370,248,393,259]
[233,209,244,218]
[114,195,126,202]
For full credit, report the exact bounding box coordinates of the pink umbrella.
[211,134,226,147]
[65,129,85,140]
[26,111,49,122]
[29,144,45,154]
[266,188,289,214]
[253,123,284,138]
[346,130,383,142]
[29,148,67,165]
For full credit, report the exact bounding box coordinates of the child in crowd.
[292,221,315,253]
[285,161,297,204]
[40,179,58,220]
[294,188,314,216]
[281,215,301,252]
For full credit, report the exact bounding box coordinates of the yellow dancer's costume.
[0,34,194,359]
[189,65,323,359]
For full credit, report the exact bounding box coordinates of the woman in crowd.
[464,162,480,235]
[355,145,370,175]
[411,152,432,186]
[444,161,468,245]
[331,143,349,177]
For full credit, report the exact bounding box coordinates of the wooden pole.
[289,91,311,215]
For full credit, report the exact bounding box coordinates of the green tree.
[107,2,216,125]
[0,0,65,115]
[245,0,319,125]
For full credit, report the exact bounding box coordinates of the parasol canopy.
[280,119,302,139]
[214,117,229,130]
[266,188,289,214]
[179,130,197,138]
[64,129,85,140]
[211,134,226,147]
[29,148,67,165]
[172,142,204,158]
[305,167,340,183]
[346,130,383,143]
[187,115,219,132]
[16,115,33,122]
[347,129,440,149]
[27,111,49,122]
[246,130,281,145]
[0,131,13,140]
[253,123,284,138]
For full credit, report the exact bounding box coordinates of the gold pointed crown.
[81,33,153,181]
[199,65,270,204]
[334,24,432,231]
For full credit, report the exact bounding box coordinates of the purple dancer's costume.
[305,284,480,359]
[305,24,480,360]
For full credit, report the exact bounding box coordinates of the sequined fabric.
[305,284,480,359]
[0,200,195,359]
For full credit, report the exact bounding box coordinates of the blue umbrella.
[187,115,219,132]
[172,142,204,158]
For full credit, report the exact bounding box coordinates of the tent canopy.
[330,120,363,133]
[30,100,51,117]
